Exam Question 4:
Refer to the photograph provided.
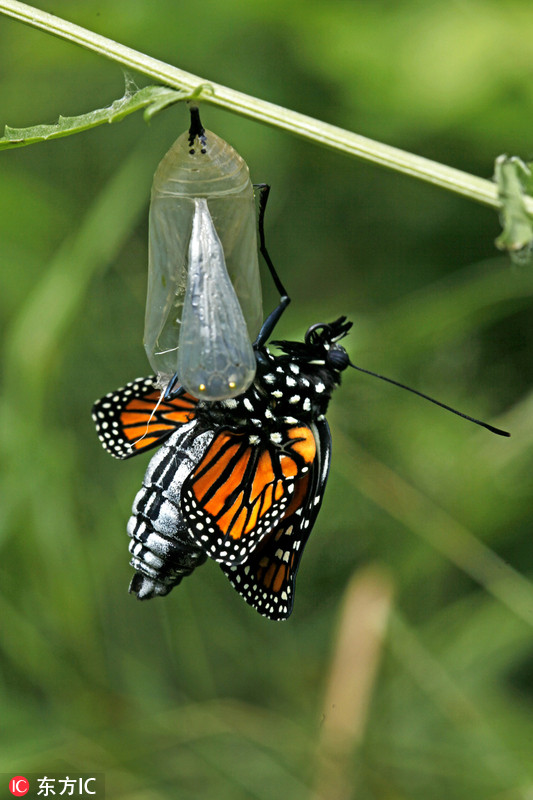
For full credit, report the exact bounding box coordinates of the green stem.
[0,0,525,213]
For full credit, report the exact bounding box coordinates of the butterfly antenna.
[349,361,510,437]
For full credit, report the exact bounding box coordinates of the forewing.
[221,419,331,620]
[92,376,198,459]
[182,424,317,564]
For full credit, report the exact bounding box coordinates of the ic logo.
[9,776,29,796]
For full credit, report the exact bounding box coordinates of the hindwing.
[220,419,331,620]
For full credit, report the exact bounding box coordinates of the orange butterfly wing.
[182,424,317,563]
[92,376,198,459]
[220,419,331,620]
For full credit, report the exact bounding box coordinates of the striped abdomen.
[127,421,214,599]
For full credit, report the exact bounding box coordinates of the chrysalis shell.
[144,124,262,398]
[177,198,256,399]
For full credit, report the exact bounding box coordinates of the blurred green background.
[1,1,533,798]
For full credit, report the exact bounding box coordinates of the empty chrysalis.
[144,107,262,399]
[177,197,256,399]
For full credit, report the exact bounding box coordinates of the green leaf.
[0,77,187,150]
[494,154,533,264]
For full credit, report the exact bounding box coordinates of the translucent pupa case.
[144,124,262,399]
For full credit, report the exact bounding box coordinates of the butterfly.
[92,315,352,621]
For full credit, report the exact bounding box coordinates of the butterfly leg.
[253,183,291,348]
[163,378,186,403]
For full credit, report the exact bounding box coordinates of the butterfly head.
[271,316,352,377]
[252,316,352,421]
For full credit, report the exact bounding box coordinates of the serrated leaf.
[0,80,187,151]
[494,154,533,265]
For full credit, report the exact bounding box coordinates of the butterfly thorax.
[193,345,345,438]
[255,350,342,420]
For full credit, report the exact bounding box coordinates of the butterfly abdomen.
[127,421,214,599]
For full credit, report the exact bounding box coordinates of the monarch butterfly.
[93,187,509,620]
[145,108,261,400]
[93,318,349,620]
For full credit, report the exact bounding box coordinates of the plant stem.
[0,0,526,214]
